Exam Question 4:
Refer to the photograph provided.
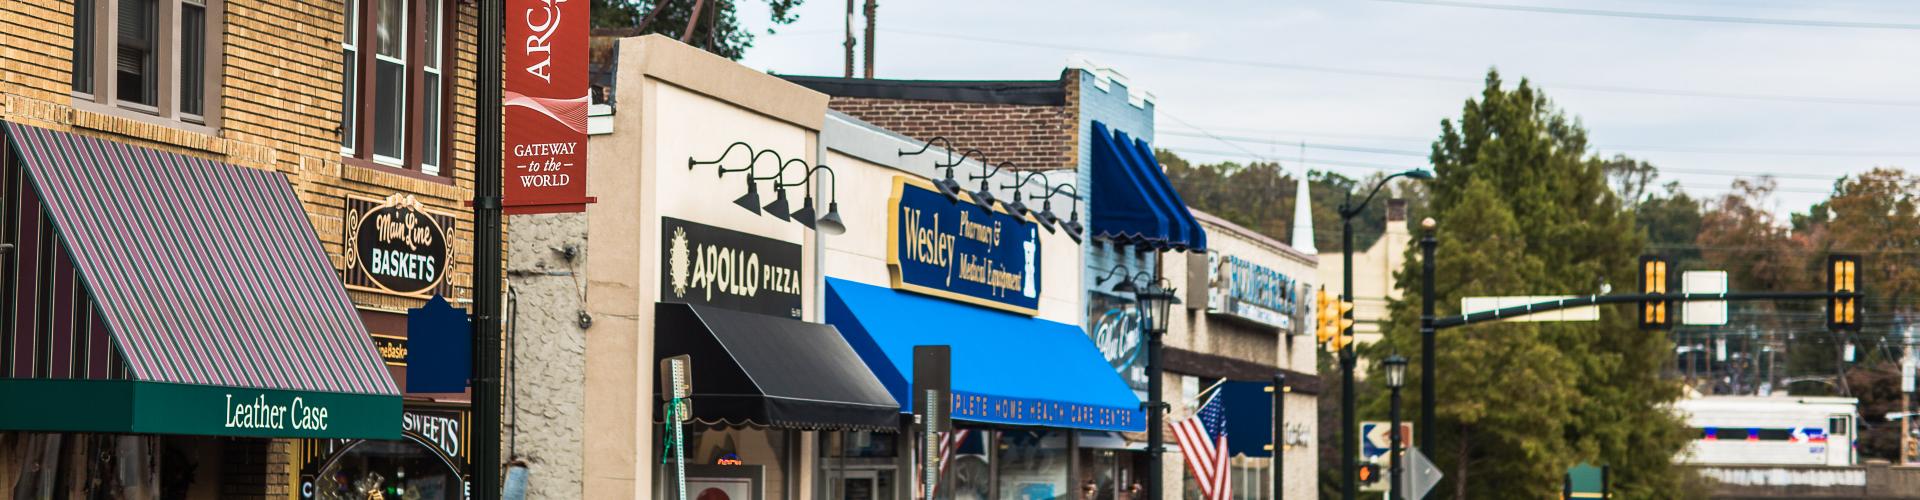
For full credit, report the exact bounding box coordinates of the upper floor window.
[342,0,450,177]
[71,0,219,126]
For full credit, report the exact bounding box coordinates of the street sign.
[1360,421,1410,460]
[1401,447,1442,500]
[1683,271,1729,325]
[1460,296,1598,322]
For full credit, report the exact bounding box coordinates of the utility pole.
[474,0,505,497]
[862,0,877,78]
[843,0,855,77]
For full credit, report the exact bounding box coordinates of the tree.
[591,0,803,60]
[1158,151,1428,253]
[1372,70,1697,499]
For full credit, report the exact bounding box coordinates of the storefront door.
[842,470,879,500]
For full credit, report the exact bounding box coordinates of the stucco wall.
[505,35,829,500]
[505,212,589,499]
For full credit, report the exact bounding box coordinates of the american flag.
[920,429,972,498]
[1174,391,1231,500]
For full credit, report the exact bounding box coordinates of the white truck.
[1673,396,1858,466]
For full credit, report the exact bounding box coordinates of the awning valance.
[653,302,901,432]
[825,278,1145,432]
[0,122,399,439]
[1089,121,1206,251]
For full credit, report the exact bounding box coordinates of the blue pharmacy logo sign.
[887,176,1042,315]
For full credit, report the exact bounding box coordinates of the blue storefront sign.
[887,176,1042,315]
[1207,252,1305,332]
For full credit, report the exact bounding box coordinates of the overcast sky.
[734,0,1919,216]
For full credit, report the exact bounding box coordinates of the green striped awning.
[0,121,400,439]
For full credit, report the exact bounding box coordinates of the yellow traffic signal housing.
[1828,255,1861,331]
[1316,287,1338,344]
[1638,256,1672,330]
[1315,287,1357,352]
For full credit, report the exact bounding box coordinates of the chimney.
[1386,199,1407,222]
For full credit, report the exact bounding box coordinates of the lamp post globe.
[1385,355,1408,389]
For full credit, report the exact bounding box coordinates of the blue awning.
[1217,380,1277,457]
[1123,132,1207,251]
[1089,121,1170,247]
[825,278,1145,432]
[1089,121,1206,251]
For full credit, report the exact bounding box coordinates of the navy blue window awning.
[825,278,1145,432]
[1217,380,1279,457]
[1089,121,1206,251]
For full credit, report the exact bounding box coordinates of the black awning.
[655,302,900,432]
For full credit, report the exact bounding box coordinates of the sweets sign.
[345,194,456,298]
[504,0,594,214]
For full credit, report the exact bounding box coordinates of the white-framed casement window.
[342,0,452,178]
[70,0,221,127]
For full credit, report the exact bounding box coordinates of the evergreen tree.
[1370,70,1697,499]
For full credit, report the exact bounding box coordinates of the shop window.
[996,430,1069,500]
[70,0,220,127]
[312,439,464,499]
[342,0,453,177]
[666,426,794,500]
[819,430,905,500]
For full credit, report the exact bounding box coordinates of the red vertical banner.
[503,0,594,214]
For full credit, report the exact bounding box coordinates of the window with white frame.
[341,0,451,177]
[70,0,219,125]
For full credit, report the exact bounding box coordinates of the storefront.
[0,123,402,498]
[506,34,900,500]
[818,111,1145,500]
[1156,209,1323,500]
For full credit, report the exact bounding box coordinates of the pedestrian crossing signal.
[1638,256,1672,330]
[1357,462,1382,485]
[1828,255,1861,331]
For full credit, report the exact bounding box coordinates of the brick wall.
[826,74,1078,170]
[2,1,483,497]
[0,0,481,312]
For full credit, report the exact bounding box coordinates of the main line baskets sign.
[345,194,456,299]
[886,176,1041,316]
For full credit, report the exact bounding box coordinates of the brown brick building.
[1,0,480,498]
[782,74,1082,171]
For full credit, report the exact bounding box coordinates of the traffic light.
[1315,287,1355,352]
[1906,437,1917,461]
[1638,256,1673,330]
[1357,462,1383,486]
[1316,287,1338,344]
[1829,254,1861,331]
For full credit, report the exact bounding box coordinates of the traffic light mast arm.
[1432,291,1863,329]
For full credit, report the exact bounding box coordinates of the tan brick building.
[1,0,481,498]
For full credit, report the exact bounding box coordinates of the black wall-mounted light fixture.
[1001,171,1050,223]
[968,160,1015,210]
[899,137,972,203]
[688,142,846,234]
[1037,183,1084,244]
[758,158,810,222]
[932,148,988,204]
[781,164,847,235]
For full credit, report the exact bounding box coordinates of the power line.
[1158,136,1847,183]
[1160,126,1920,159]
[1365,0,1920,31]
[882,27,1920,108]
